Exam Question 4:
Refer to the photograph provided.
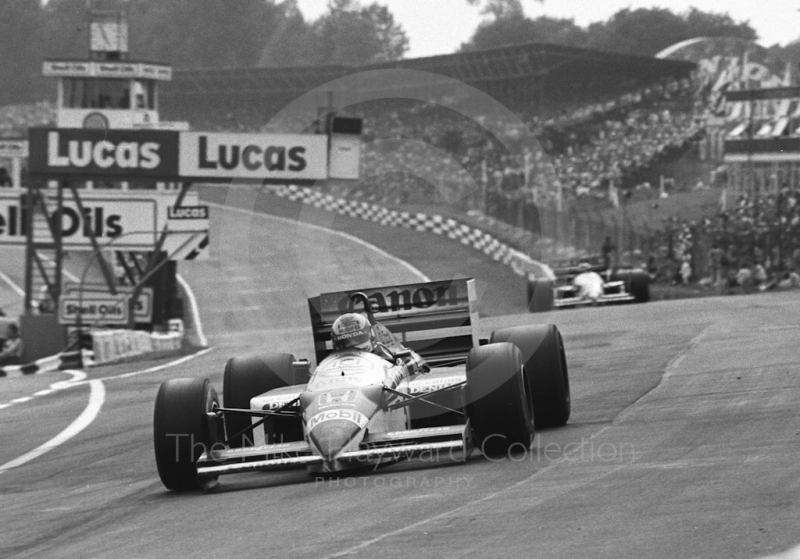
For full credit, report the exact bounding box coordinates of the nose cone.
[307,409,370,461]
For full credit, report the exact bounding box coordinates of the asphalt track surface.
[1,187,799,558]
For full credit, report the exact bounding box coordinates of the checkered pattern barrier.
[267,185,548,278]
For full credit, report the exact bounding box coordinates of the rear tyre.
[466,342,534,457]
[629,271,650,303]
[527,278,554,312]
[223,353,298,447]
[490,324,570,428]
[153,377,222,492]
[611,269,650,303]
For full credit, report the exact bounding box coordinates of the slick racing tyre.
[466,342,534,457]
[629,271,650,303]
[527,278,555,312]
[611,269,650,303]
[490,324,570,428]
[153,377,223,492]
[223,353,300,447]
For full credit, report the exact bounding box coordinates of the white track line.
[0,348,212,475]
[206,201,430,283]
[0,270,25,297]
[0,379,105,475]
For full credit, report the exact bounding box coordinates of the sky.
[295,0,800,58]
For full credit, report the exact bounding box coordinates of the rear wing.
[308,279,480,366]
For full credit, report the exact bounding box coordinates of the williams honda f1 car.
[526,257,650,312]
[153,279,571,491]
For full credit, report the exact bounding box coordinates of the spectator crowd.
[652,188,800,290]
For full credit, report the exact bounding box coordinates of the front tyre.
[153,378,222,491]
[223,354,298,447]
[466,342,534,457]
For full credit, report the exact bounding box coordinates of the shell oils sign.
[0,194,157,248]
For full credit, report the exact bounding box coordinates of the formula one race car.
[153,279,571,491]
[526,257,650,312]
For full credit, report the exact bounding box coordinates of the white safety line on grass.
[205,201,430,283]
[0,348,212,475]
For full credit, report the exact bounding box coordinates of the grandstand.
[160,42,694,126]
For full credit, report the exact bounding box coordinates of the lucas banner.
[28,128,180,178]
[28,128,330,181]
[178,132,328,181]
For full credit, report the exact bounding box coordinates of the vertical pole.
[23,187,34,313]
[11,156,21,188]
[55,178,63,304]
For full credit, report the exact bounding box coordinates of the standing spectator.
[736,263,753,291]
[0,323,23,366]
[708,244,723,285]
[680,256,692,285]
[601,235,616,270]
[753,262,768,288]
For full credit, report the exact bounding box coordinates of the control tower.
[42,10,177,131]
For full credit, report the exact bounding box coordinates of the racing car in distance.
[153,279,571,491]
[527,256,650,312]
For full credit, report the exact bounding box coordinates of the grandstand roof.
[368,42,694,84]
[163,42,695,97]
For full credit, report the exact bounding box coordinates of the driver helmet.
[577,262,592,272]
[331,313,373,351]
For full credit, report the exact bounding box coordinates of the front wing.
[195,423,472,480]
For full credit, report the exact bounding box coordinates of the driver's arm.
[372,342,430,374]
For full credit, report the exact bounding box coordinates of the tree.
[461,4,758,57]
[462,16,587,51]
[465,0,540,19]
[683,8,757,43]
[258,0,314,67]
[126,0,284,68]
[306,0,409,66]
[585,8,757,57]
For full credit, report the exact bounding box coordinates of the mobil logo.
[306,409,368,431]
